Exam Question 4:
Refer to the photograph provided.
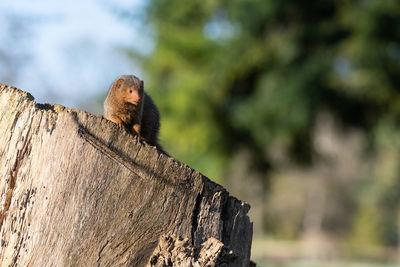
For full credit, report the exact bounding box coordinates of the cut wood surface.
[0,84,253,266]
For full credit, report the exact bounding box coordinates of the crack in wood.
[12,188,33,264]
[77,126,193,190]
[7,111,21,146]
[97,240,109,266]
[191,191,203,246]
[0,114,33,232]
[78,127,141,177]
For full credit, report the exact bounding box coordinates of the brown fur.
[104,75,162,149]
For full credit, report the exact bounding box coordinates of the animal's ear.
[114,78,124,89]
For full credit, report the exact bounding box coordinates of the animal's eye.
[129,89,133,93]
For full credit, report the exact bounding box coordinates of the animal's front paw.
[132,124,141,135]
[108,117,125,131]
[111,121,125,131]
[115,122,125,130]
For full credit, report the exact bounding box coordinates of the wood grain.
[0,84,253,266]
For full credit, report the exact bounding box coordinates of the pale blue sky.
[0,0,150,113]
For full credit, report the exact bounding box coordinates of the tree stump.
[0,84,253,266]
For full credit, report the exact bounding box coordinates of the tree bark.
[0,84,253,266]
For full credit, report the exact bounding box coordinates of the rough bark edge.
[147,234,236,267]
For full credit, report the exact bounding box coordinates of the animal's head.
[113,75,144,105]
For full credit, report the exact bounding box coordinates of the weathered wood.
[148,235,234,267]
[0,84,253,266]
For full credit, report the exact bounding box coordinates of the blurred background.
[1,0,400,266]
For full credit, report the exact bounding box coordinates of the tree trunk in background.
[0,84,253,266]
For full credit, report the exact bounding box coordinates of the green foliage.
[346,205,385,260]
[141,0,400,178]
[130,0,400,251]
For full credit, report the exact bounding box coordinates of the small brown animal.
[104,75,162,149]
